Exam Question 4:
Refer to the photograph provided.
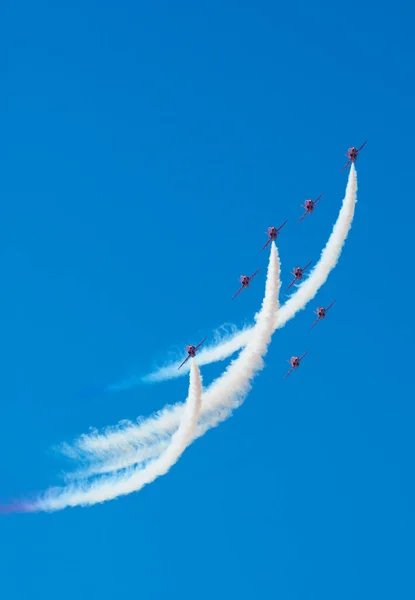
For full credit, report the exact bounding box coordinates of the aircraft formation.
[179,143,366,378]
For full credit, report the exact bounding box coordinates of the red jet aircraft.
[177,337,207,370]
[342,141,367,171]
[310,300,336,330]
[283,351,309,379]
[298,194,324,223]
[260,220,288,252]
[285,261,312,293]
[232,269,260,299]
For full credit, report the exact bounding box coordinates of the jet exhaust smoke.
[2,166,359,511]
[61,241,281,481]
[143,164,357,383]
[17,361,203,512]
[0,501,36,515]
[61,165,357,477]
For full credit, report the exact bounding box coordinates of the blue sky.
[1,0,414,597]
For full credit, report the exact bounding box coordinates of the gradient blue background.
[1,1,414,598]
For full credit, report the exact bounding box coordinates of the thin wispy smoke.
[0,501,35,515]
[62,242,280,481]
[27,361,203,511]
[110,324,252,391]
[62,165,357,476]
[141,328,253,383]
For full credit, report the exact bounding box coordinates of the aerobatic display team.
[0,143,365,514]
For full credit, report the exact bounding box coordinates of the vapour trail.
[62,242,280,482]
[21,361,203,512]
[62,165,357,474]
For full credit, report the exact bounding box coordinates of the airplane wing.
[357,141,367,153]
[232,285,244,300]
[283,366,294,380]
[285,278,296,294]
[314,193,323,205]
[299,350,309,362]
[277,219,288,231]
[303,261,312,272]
[310,317,320,330]
[326,300,336,312]
[177,355,190,370]
[341,159,351,171]
[298,211,308,223]
[249,268,261,281]
[260,238,271,252]
[195,337,207,351]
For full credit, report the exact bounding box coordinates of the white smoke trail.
[141,328,253,383]
[62,242,280,482]
[31,361,203,511]
[143,164,358,383]
[62,165,357,475]
[274,165,357,327]
[108,324,252,390]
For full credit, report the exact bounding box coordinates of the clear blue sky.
[1,0,414,598]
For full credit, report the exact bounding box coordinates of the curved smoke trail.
[62,241,280,481]
[12,361,203,512]
[143,165,358,383]
[61,165,357,477]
